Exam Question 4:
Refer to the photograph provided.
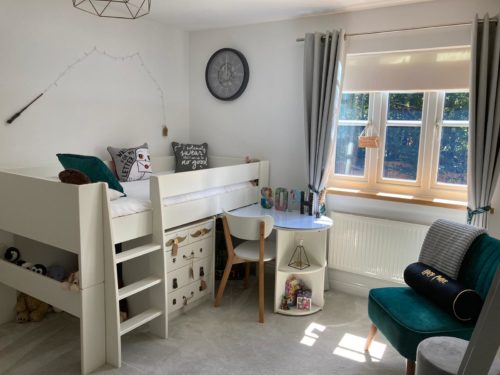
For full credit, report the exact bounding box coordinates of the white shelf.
[118,276,162,300]
[120,308,163,336]
[277,304,322,316]
[277,262,326,274]
[115,243,161,264]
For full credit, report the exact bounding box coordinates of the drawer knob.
[173,278,178,289]
[183,251,195,260]
[199,266,205,277]
[173,298,176,305]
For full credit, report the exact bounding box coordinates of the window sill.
[326,188,468,211]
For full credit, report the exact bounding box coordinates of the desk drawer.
[168,277,211,314]
[187,220,214,244]
[167,256,212,293]
[166,237,212,272]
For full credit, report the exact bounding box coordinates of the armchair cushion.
[368,287,474,361]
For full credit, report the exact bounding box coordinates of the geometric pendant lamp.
[72,0,151,19]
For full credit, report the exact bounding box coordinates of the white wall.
[0,0,190,168]
[189,0,500,192]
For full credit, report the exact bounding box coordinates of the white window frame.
[430,91,469,194]
[332,92,374,183]
[329,91,468,202]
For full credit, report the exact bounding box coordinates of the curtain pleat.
[468,14,500,228]
[303,30,345,216]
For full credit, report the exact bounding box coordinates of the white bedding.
[111,174,253,218]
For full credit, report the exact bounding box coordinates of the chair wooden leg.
[244,262,251,289]
[364,324,378,351]
[406,359,415,375]
[214,258,233,307]
[258,259,264,323]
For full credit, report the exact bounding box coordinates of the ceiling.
[149,0,436,30]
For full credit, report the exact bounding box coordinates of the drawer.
[164,229,189,252]
[167,255,212,293]
[187,220,214,244]
[166,237,212,272]
[168,277,211,314]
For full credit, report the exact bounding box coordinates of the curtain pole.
[295,18,498,42]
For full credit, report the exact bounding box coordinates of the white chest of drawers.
[164,217,215,317]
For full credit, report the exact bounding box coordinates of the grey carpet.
[0,276,404,375]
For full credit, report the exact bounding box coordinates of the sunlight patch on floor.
[333,333,386,363]
[300,322,326,347]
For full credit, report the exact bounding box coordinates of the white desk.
[230,204,333,316]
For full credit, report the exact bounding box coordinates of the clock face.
[205,48,249,101]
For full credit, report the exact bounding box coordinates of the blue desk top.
[230,204,333,231]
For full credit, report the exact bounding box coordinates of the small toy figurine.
[280,295,290,310]
[260,187,274,209]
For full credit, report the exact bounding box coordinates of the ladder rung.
[115,243,162,264]
[118,276,162,300]
[120,308,163,336]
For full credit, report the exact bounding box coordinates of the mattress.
[111,174,253,218]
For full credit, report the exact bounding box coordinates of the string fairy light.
[6,46,167,127]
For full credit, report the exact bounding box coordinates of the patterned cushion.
[171,142,208,172]
[107,143,152,182]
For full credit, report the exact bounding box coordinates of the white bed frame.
[0,155,269,374]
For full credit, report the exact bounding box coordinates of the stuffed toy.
[4,247,21,263]
[47,265,66,282]
[62,271,80,292]
[16,293,49,323]
[58,169,90,185]
[31,264,47,275]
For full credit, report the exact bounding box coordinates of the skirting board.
[328,268,404,298]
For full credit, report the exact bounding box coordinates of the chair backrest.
[224,210,274,241]
[458,234,500,300]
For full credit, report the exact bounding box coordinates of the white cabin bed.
[0,155,269,374]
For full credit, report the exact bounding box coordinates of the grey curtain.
[303,30,345,217]
[468,14,500,227]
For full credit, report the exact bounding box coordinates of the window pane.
[438,127,468,185]
[335,125,366,176]
[383,126,420,180]
[340,93,369,121]
[387,93,424,121]
[443,92,469,121]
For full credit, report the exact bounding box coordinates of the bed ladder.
[102,187,167,368]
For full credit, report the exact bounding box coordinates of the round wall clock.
[205,48,249,101]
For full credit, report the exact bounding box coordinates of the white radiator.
[329,212,429,283]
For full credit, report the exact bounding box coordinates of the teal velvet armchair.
[364,234,500,375]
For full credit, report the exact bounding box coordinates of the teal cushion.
[368,287,474,361]
[57,154,124,193]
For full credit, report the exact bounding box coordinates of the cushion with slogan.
[171,142,208,172]
[56,154,124,193]
[107,143,152,182]
[404,262,483,322]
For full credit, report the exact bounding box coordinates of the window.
[383,93,423,181]
[334,93,369,177]
[330,91,469,202]
[436,92,469,185]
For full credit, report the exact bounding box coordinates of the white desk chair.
[214,210,276,323]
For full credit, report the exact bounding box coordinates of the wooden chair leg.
[406,359,415,375]
[364,324,378,351]
[244,262,251,289]
[258,259,264,323]
[214,258,233,307]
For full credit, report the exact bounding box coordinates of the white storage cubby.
[274,228,329,316]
